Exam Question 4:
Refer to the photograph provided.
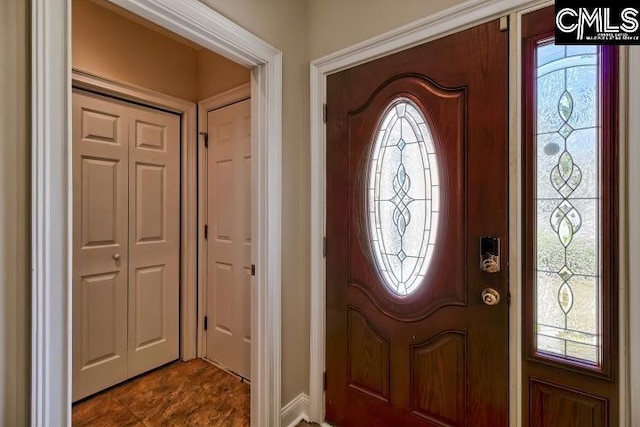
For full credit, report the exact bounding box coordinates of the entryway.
[318,6,620,427]
[70,0,255,420]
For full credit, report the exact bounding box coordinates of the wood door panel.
[326,20,508,426]
[132,265,166,349]
[346,76,467,322]
[347,307,390,402]
[80,271,124,368]
[134,163,166,243]
[135,120,167,152]
[80,157,120,247]
[410,331,468,427]
[530,380,608,427]
[81,109,120,144]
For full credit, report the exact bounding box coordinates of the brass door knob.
[481,288,500,306]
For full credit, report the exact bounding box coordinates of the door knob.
[113,253,121,261]
[481,288,500,306]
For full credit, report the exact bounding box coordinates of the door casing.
[309,1,635,425]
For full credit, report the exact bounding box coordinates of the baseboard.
[281,393,310,427]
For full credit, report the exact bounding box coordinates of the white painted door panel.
[72,91,129,401]
[127,105,180,377]
[206,98,252,379]
[72,90,180,401]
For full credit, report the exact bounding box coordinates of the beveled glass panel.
[368,98,439,296]
[534,43,601,365]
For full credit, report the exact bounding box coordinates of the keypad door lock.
[480,236,500,273]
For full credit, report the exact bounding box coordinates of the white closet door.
[127,104,180,378]
[205,98,252,379]
[72,90,180,401]
[72,90,129,401]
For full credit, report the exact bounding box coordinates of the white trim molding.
[31,1,283,426]
[280,393,310,427]
[72,68,199,362]
[309,0,634,425]
[197,83,252,359]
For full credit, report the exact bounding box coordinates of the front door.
[326,19,509,426]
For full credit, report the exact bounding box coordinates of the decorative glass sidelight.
[368,99,439,297]
[534,43,601,364]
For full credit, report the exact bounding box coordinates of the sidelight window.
[534,43,601,364]
[367,99,439,297]
[525,39,617,372]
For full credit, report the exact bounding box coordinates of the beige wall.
[197,49,251,100]
[72,0,250,102]
[308,0,467,59]
[0,0,30,425]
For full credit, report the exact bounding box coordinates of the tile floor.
[73,359,250,426]
[73,359,318,426]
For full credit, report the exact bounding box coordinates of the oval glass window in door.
[368,99,440,296]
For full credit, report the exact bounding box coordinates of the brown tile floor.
[73,359,250,426]
[73,359,318,426]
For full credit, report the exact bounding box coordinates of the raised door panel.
[347,307,390,402]
[72,90,129,401]
[411,332,467,426]
[206,98,252,379]
[127,105,180,378]
[530,380,608,427]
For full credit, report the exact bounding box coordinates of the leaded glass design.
[368,99,439,296]
[534,43,601,364]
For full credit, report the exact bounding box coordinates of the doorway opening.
[70,0,255,423]
[32,0,283,424]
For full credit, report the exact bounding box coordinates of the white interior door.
[126,103,180,378]
[72,90,180,401]
[205,98,252,379]
[72,90,129,401]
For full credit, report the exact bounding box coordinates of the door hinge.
[204,224,208,239]
[499,15,509,31]
[200,131,209,148]
[323,371,327,391]
[323,103,327,123]
[251,264,256,276]
[204,316,208,331]
[323,236,327,257]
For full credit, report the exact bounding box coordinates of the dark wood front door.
[326,20,509,426]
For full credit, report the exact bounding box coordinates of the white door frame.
[72,68,199,362]
[309,1,638,425]
[197,83,252,360]
[31,1,283,425]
